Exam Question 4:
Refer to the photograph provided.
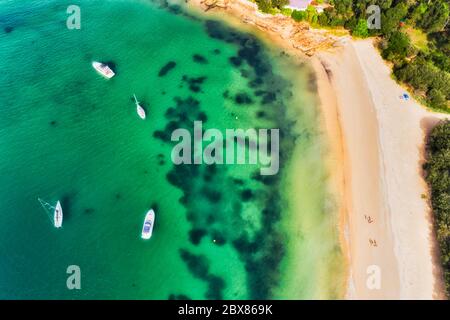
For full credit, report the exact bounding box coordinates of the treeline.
[308,0,449,111]
[254,0,450,111]
[254,0,290,13]
[424,120,450,297]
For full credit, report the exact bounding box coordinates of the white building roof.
[288,0,313,10]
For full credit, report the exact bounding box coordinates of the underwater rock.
[158,61,177,77]
[193,54,208,64]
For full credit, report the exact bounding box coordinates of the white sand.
[317,39,448,299]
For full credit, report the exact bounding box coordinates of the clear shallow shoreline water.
[0,0,342,299]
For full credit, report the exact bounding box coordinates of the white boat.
[92,61,115,79]
[141,209,155,239]
[133,94,146,119]
[54,201,63,228]
[38,198,63,228]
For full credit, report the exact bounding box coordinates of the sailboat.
[133,94,146,120]
[54,201,63,228]
[38,198,63,228]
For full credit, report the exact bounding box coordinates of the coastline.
[184,0,449,299]
[185,0,349,298]
[309,56,350,297]
[316,44,401,298]
[311,40,448,298]
[340,40,448,299]
[187,0,346,56]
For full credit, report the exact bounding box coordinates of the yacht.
[141,209,155,239]
[92,61,115,79]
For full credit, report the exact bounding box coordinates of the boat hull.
[137,105,146,119]
[54,201,63,228]
[92,61,115,79]
[141,209,155,239]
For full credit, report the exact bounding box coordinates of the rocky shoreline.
[189,0,348,56]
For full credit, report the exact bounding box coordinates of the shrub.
[425,120,450,296]
[291,10,307,22]
[351,19,369,38]
[382,31,411,62]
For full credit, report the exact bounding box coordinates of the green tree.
[425,120,450,296]
[430,51,450,73]
[428,89,447,109]
[333,0,355,20]
[409,1,428,26]
[428,120,450,153]
[378,0,394,10]
[271,0,289,9]
[352,18,369,37]
[318,12,330,26]
[382,31,411,62]
[381,2,409,35]
[305,5,319,23]
[291,10,307,22]
[420,0,450,32]
[256,0,272,13]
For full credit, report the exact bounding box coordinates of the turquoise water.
[0,0,342,299]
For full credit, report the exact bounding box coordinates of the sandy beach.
[186,0,449,299]
[317,40,449,299]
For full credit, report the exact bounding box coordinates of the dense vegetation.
[255,0,290,13]
[424,120,450,297]
[254,0,450,112]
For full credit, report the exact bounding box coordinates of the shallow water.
[0,0,342,299]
